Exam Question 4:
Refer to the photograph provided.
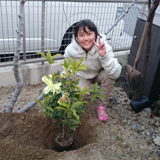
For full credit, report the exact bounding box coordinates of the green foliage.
[118,112,122,118]
[114,64,126,88]
[37,50,61,65]
[35,50,106,131]
[151,95,160,117]
[115,136,123,141]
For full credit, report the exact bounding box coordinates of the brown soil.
[54,133,74,152]
[0,84,159,160]
[0,108,98,160]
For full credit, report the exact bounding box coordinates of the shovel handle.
[147,0,160,22]
[132,0,160,72]
[132,22,150,71]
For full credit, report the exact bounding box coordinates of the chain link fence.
[0,0,147,66]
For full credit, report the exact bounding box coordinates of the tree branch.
[5,0,26,113]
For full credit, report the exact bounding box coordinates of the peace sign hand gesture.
[94,36,106,57]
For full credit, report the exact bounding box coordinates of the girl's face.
[77,26,96,52]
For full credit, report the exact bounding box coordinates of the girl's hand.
[94,36,106,57]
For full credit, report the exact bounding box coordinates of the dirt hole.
[0,108,98,154]
[52,128,96,152]
[51,112,98,152]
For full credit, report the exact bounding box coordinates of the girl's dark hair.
[73,19,100,42]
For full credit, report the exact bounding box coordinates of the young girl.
[63,19,122,121]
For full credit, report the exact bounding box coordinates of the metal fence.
[0,0,147,67]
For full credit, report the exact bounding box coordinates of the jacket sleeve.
[99,38,122,79]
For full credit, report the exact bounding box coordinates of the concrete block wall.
[0,50,129,87]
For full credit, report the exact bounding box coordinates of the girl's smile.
[77,26,96,52]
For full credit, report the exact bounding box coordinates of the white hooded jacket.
[63,36,122,80]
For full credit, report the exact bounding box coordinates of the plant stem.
[62,123,65,137]
[49,65,53,75]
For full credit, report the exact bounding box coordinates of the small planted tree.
[35,50,106,151]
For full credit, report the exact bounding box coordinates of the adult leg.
[93,70,114,106]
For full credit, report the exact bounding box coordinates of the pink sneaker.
[82,99,87,102]
[97,105,108,121]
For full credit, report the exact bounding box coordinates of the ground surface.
[0,84,160,160]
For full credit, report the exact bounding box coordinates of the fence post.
[23,9,26,61]
[140,3,146,18]
[41,0,45,64]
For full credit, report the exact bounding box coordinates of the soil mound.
[0,106,99,160]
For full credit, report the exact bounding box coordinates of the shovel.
[127,0,159,92]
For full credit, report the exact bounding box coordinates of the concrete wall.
[0,50,129,87]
